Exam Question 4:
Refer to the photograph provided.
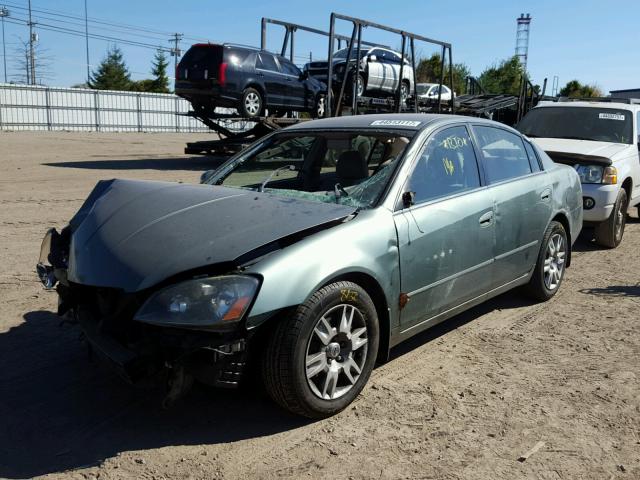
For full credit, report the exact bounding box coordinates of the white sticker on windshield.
[370,120,422,127]
[599,113,625,121]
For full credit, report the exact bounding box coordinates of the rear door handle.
[479,211,494,227]
[541,189,551,201]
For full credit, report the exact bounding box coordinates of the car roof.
[536,100,639,111]
[285,113,505,133]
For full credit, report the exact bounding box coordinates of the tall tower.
[515,13,532,73]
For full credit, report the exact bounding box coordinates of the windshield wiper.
[259,165,296,192]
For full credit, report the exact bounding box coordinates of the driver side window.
[406,126,481,205]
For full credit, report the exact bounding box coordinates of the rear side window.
[523,140,542,172]
[474,126,532,183]
[257,53,279,72]
[407,126,481,205]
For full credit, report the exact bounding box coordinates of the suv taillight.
[219,62,228,86]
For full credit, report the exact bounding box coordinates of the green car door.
[472,125,553,286]
[394,125,495,335]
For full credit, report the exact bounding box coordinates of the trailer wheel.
[239,87,263,118]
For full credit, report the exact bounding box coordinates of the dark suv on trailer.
[175,43,326,118]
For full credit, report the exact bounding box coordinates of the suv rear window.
[179,45,223,69]
[518,106,634,144]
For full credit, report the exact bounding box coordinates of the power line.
[2,1,173,36]
[4,16,172,52]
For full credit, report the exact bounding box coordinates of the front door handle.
[479,211,494,227]
[540,189,551,201]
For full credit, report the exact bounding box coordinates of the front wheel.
[524,220,568,301]
[262,281,379,418]
[594,189,627,248]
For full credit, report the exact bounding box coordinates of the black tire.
[351,73,365,98]
[238,87,263,118]
[524,221,568,301]
[312,94,326,119]
[400,80,410,103]
[262,281,379,418]
[594,189,627,248]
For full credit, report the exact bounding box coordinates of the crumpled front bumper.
[36,227,250,390]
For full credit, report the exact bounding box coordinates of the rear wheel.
[313,94,326,118]
[239,87,263,118]
[594,189,627,248]
[262,281,379,418]
[400,81,410,103]
[353,73,365,98]
[524,221,568,301]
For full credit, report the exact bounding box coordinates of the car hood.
[67,179,356,292]
[531,137,631,164]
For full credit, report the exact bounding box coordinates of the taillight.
[219,62,228,86]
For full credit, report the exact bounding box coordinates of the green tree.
[151,50,170,93]
[559,80,603,98]
[89,45,131,91]
[415,53,470,94]
[477,56,524,95]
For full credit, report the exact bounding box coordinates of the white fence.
[0,83,245,133]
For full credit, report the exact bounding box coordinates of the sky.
[0,0,638,93]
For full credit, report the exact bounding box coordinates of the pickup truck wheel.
[594,189,627,248]
[239,87,263,118]
[524,221,568,301]
[262,281,379,418]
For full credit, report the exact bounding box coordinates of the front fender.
[243,208,400,330]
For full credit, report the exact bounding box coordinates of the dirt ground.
[0,131,638,480]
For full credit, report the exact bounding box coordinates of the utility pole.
[0,6,8,83]
[27,0,36,84]
[169,33,183,78]
[84,0,90,84]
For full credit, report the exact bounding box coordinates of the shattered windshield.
[203,130,414,209]
[518,107,634,144]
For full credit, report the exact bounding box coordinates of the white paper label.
[598,113,625,121]
[370,120,422,127]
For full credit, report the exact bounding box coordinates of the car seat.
[336,150,369,187]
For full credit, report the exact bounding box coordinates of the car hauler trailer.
[180,13,455,155]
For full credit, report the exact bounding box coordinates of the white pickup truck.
[518,99,640,248]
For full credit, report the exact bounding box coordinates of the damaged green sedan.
[37,114,582,418]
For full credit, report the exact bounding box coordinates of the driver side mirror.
[299,70,309,80]
[368,54,377,62]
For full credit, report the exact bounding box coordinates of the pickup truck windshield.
[204,131,413,209]
[518,106,633,144]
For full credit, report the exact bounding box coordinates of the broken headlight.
[133,275,259,331]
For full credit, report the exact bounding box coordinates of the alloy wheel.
[244,92,261,116]
[543,233,566,290]
[316,96,325,118]
[305,304,368,400]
